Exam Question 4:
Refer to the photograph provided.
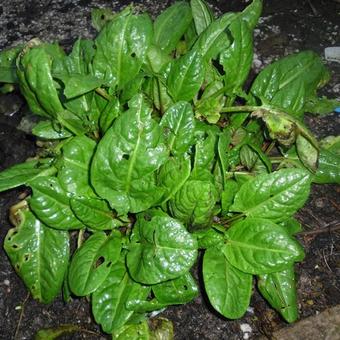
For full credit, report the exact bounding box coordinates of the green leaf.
[0,159,55,193]
[68,231,121,296]
[99,96,121,134]
[279,217,302,235]
[92,259,149,333]
[258,266,298,323]
[4,208,69,303]
[221,180,239,214]
[17,44,64,117]
[169,179,218,227]
[313,148,340,184]
[193,227,225,249]
[91,95,168,215]
[152,272,199,305]
[220,17,253,94]
[35,325,80,340]
[190,0,214,35]
[153,2,193,54]
[160,101,196,156]
[93,12,153,89]
[193,12,235,60]
[304,96,339,116]
[167,50,205,102]
[158,155,191,204]
[250,51,330,118]
[296,134,318,171]
[91,8,117,32]
[70,197,122,230]
[58,135,96,196]
[230,168,311,222]
[126,211,198,284]
[240,0,263,30]
[320,136,340,154]
[32,120,72,139]
[203,247,252,319]
[29,176,83,230]
[223,218,304,274]
[113,321,150,340]
[54,73,103,99]
[0,45,22,83]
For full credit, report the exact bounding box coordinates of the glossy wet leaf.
[0,45,22,83]
[190,0,214,35]
[203,247,252,319]
[194,227,225,249]
[296,134,319,171]
[153,2,192,54]
[127,211,197,284]
[223,218,304,274]
[240,0,263,30]
[68,231,121,296]
[169,179,218,227]
[93,12,153,89]
[230,168,311,222]
[70,196,121,230]
[167,50,205,102]
[113,321,150,340]
[4,209,69,303]
[158,155,191,204]
[58,135,96,196]
[29,176,83,230]
[279,217,302,235]
[32,120,73,139]
[91,95,168,215]
[160,101,196,156]
[152,272,199,305]
[313,148,340,184]
[258,266,298,323]
[92,259,149,333]
[0,159,55,192]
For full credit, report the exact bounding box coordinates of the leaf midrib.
[228,239,291,255]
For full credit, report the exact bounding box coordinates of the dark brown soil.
[0,1,339,339]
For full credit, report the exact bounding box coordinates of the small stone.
[307,300,314,305]
[3,279,10,286]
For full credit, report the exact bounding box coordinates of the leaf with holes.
[126,211,198,284]
[4,208,69,303]
[230,168,311,222]
[203,246,252,319]
[68,231,121,296]
[223,218,304,274]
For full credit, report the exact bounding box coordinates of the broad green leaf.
[152,272,199,305]
[167,50,205,102]
[250,51,330,118]
[126,211,198,284]
[144,45,172,75]
[158,155,191,204]
[193,12,235,60]
[70,196,122,230]
[220,17,253,94]
[153,2,192,54]
[29,176,83,230]
[203,247,252,319]
[4,208,69,303]
[193,227,225,249]
[169,179,218,227]
[54,73,103,99]
[223,218,304,274]
[17,44,64,117]
[296,134,318,171]
[0,45,22,83]
[93,13,153,89]
[68,231,121,296]
[313,148,340,184]
[258,266,298,323]
[32,120,72,139]
[160,101,196,155]
[99,96,121,134]
[113,321,150,340]
[58,135,96,196]
[152,76,174,114]
[230,168,311,222]
[304,96,340,115]
[320,136,340,154]
[92,259,149,333]
[0,159,55,192]
[91,95,168,215]
[221,179,239,214]
[91,8,117,32]
[190,0,214,35]
[279,217,302,235]
[240,144,258,170]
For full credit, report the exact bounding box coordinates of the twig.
[298,222,340,236]
[14,292,30,339]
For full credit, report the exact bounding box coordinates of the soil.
[0,1,339,339]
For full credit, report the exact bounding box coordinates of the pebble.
[240,323,252,339]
